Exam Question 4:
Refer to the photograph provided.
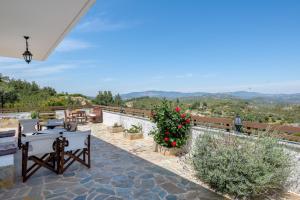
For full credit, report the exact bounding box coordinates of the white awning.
[0,0,95,61]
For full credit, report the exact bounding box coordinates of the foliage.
[93,91,123,106]
[0,74,91,110]
[31,111,38,119]
[114,94,123,106]
[150,100,191,148]
[293,132,300,137]
[125,124,142,134]
[192,133,292,199]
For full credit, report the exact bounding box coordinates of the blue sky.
[1,0,300,95]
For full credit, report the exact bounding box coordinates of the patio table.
[35,128,66,135]
[39,121,64,130]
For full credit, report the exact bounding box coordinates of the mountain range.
[121,91,300,104]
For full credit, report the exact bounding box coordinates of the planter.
[123,132,143,140]
[109,126,124,133]
[153,142,183,156]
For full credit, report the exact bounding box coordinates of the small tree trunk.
[1,95,4,109]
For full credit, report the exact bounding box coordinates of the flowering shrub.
[150,100,191,148]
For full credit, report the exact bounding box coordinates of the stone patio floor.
[0,123,225,200]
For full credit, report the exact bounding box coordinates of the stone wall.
[103,111,156,137]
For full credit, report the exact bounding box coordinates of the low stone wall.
[103,111,156,137]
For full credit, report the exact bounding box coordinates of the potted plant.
[109,123,124,133]
[124,124,143,140]
[150,100,191,156]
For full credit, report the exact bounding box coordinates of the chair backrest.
[63,130,91,152]
[22,133,60,156]
[77,110,86,117]
[93,107,102,116]
[19,119,39,134]
[64,109,71,118]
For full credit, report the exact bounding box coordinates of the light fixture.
[23,36,33,64]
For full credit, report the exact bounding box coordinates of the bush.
[192,133,292,199]
[151,100,191,148]
[125,124,142,134]
[31,111,38,119]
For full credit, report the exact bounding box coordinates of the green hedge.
[192,133,292,199]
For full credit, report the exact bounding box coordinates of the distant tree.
[0,83,17,108]
[42,87,56,96]
[114,94,123,106]
[94,91,114,106]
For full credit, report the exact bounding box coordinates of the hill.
[121,90,300,104]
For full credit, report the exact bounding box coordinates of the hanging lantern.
[22,36,33,64]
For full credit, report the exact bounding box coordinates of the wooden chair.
[18,119,40,149]
[88,107,102,123]
[21,133,61,182]
[64,109,75,122]
[72,110,87,124]
[57,130,91,174]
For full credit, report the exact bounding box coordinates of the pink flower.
[180,113,186,118]
[175,107,181,112]
[164,137,169,142]
[178,124,183,129]
[185,118,191,124]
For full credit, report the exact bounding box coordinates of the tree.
[0,82,17,108]
[114,94,123,106]
[94,91,114,106]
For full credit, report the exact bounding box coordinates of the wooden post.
[22,142,29,182]
[87,135,91,168]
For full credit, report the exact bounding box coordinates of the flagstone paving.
[0,124,224,200]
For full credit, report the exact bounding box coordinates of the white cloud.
[56,39,92,52]
[0,62,77,79]
[76,17,139,32]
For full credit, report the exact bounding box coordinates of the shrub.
[31,111,38,119]
[192,133,292,199]
[293,132,300,137]
[125,124,142,134]
[150,100,191,148]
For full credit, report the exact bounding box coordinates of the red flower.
[175,106,181,112]
[185,118,190,124]
[165,131,170,135]
[171,141,177,147]
[180,113,186,118]
[178,124,183,129]
[164,137,169,142]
